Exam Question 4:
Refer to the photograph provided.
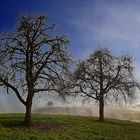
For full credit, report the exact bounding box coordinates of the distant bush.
[47,101,54,107]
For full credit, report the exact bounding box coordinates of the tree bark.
[24,103,32,127]
[99,95,104,122]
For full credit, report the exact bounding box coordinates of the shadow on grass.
[0,119,68,132]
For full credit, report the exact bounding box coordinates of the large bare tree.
[72,48,139,122]
[0,15,71,126]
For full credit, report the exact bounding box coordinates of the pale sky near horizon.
[1,0,140,112]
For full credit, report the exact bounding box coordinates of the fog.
[34,105,140,123]
[0,101,140,123]
[0,92,140,123]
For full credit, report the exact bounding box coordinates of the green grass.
[0,113,140,140]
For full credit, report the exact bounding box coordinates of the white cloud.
[68,1,140,48]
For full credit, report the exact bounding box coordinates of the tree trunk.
[99,95,104,122]
[24,103,32,127]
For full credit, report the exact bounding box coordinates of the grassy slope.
[0,114,140,140]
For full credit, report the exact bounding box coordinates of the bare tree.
[72,48,139,122]
[0,15,71,126]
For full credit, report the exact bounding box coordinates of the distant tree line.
[0,14,139,126]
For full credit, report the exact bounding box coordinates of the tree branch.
[0,78,26,105]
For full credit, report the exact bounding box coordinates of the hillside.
[0,113,140,140]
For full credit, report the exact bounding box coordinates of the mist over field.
[33,105,140,123]
[0,95,140,123]
[0,90,140,123]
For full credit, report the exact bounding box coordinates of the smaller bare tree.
[72,48,139,122]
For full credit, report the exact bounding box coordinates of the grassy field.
[0,114,140,140]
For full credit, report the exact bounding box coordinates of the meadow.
[0,113,140,140]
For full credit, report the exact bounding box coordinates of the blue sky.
[1,0,140,58]
[1,0,140,111]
